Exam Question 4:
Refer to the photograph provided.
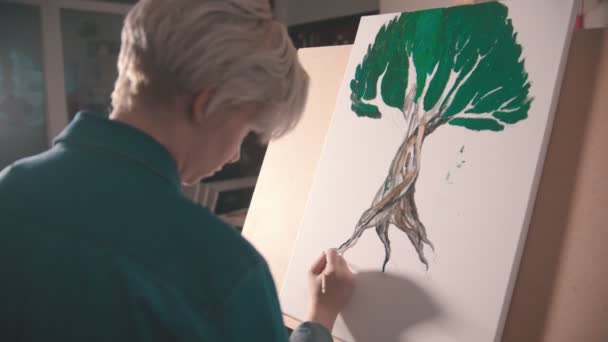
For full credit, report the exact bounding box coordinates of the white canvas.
[280,1,577,341]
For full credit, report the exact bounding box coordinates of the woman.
[0,0,354,341]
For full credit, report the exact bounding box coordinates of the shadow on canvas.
[341,271,440,342]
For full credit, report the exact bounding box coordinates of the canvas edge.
[491,1,580,342]
[277,45,358,318]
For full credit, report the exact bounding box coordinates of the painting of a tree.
[337,3,532,271]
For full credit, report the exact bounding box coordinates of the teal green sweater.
[0,112,331,342]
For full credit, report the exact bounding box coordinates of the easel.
[242,5,608,342]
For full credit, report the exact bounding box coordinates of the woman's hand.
[307,249,355,332]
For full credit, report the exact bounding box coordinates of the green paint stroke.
[350,2,532,132]
[383,176,392,193]
[450,117,504,131]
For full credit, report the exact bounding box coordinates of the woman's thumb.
[324,249,340,273]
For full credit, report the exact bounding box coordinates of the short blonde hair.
[112,0,309,140]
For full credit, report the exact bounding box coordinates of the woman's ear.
[190,88,213,124]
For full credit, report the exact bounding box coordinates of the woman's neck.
[109,107,189,179]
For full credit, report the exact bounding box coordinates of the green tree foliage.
[350,2,531,131]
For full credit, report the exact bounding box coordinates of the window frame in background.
[2,0,132,146]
